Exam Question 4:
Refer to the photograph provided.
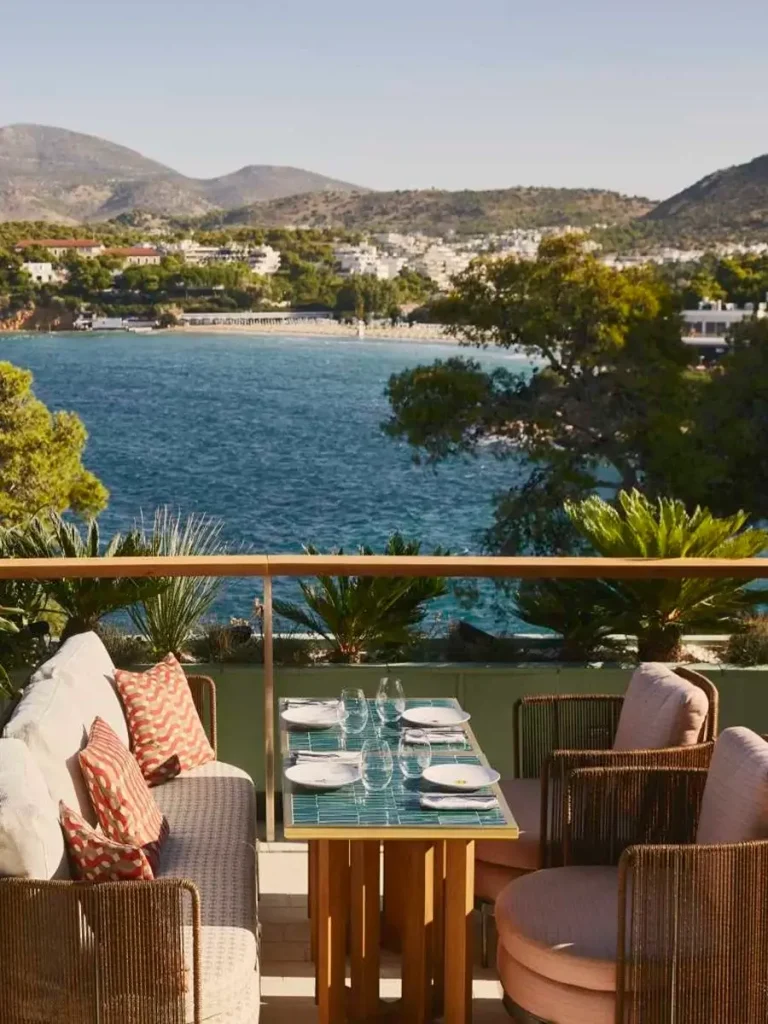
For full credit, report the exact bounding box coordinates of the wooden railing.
[1,552,766,838]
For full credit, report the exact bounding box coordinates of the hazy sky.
[2,0,767,200]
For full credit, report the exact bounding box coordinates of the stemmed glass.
[397,729,432,779]
[337,687,369,737]
[375,676,405,728]
[361,738,394,792]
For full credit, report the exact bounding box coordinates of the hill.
[213,186,654,236]
[644,154,768,241]
[0,124,364,222]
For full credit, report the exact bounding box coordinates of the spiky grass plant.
[129,508,225,659]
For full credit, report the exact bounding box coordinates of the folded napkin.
[404,728,465,745]
[293,750,361,765]
[284,699,339,709]
[420,794,499,811]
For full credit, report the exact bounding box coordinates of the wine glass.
[337,687,369,736]
[375,676,406,727]
[361,738,394,792]
[398,729,432,779]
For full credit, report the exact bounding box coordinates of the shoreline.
[173,320,459,343]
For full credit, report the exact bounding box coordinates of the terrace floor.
[258,842,508,1023]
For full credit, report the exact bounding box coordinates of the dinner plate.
[400,706,470,729]
[285,762,360,791]
[281,704,339,730]
[421,763,500,792]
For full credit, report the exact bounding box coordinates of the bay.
[0,331,530,631]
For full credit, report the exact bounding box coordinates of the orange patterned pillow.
[60,803,155,881]
[78,717,169,861]
[115,654,214,780]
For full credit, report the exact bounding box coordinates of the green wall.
[193,663,768,791]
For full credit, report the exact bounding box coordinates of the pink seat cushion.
[475,778,541,872]
[475,859,528,903]
[612,663,709,751]
[495,866,621,992]
[498,944,615,1024]
[696,727,768,845]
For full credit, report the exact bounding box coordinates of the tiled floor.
[258,842,508,1022]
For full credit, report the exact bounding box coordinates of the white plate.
[281,704,339,730]
[421,763,500,792]
[285,762,360,791]
[400,706,470,729]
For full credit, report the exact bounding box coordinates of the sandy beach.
[175,319,460,343]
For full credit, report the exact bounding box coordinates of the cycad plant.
[8,512,165,641]
[561,490,768,661]
[515,577,624,661]
[273,533,448,662]
[129,508,225,659]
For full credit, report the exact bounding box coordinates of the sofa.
[0,631,260,1024]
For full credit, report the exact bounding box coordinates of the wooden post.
[401,841,435,1024]
[317,839,350,1024]
[263,576,275,842]
[444,839,474,1024]
[350,840,380,1020]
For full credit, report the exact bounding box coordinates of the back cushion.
[696,728,768,844]
[612,663,709,751]
[0,738,68,879]
[3,671,94,822]
[30,632,128,748]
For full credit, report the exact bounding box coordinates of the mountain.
[212,186,654,236]
[644,154,768,240]
[0,124,364,222]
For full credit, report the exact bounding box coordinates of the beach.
[175,319,459,343]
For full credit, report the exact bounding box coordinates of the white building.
[248,246,281,275]
[22,262,66,285]
[103,247,161,266]
[683,299,767,343]
[411,245,473,289]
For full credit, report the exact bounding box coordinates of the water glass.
[398,729,432,779]
[337,687,369,736]
[375,676,406,726]
[361,738,394,792]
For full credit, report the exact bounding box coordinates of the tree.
[0,361,107,525]
[384,235,697,555]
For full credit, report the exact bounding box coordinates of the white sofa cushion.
[0,738,68,879]
[30,632,128,747]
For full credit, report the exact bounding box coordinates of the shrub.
[725,616,768,666]
[96,624,151,668]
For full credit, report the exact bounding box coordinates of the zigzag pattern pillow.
[60,803,155,881]
[78,717,169,860]
[115,654,214,781]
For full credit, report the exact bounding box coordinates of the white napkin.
[420,794,499,811]
[404,728,465,745]
[283,699,339,709]
[294,750,361,765]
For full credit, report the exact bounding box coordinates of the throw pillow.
[78,717,168,861]
[114,654,214,780]
[60,803,155,881]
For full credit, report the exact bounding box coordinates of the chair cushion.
[498,943,615,1024]
[476,777,541,872]
[612,663,709,751]
[115,654,215,781]
[696,727,768,845]
[78,717,168,867]
[59,802,155,881]
[0,738,67,879]
[495,866,621,992]
[3,671,94,821]
[153,762,257,1023]
[29,632,128,748]
[475,859,528,903]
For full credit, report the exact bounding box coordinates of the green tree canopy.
[0,361,107,525]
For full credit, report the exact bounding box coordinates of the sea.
[0,331,533,632]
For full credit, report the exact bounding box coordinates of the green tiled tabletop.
[281,697,519,840]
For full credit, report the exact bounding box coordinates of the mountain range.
[1,124,767,242]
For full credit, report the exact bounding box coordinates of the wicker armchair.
[495,728,768,1024]
[0,674,219,1024]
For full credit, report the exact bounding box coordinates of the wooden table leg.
[401,841,435,1024]
[349,840,380,1021]
[317,839,350,1024]
[308,840,319,1002]
[444,840,474,1024]
[432,840,446,1019]
[382,844,404,951]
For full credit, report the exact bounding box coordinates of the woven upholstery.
[498,944,615,1024]
[696,727,768,844]
[154,761,258,1023]
[613,663,709,751]
[495,865,622,992]
[476,778,542,873]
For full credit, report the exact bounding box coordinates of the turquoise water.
[0,331,528,629]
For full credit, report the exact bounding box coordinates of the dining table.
[281,696,519,1024]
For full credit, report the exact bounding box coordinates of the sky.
[2,0,768,200]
